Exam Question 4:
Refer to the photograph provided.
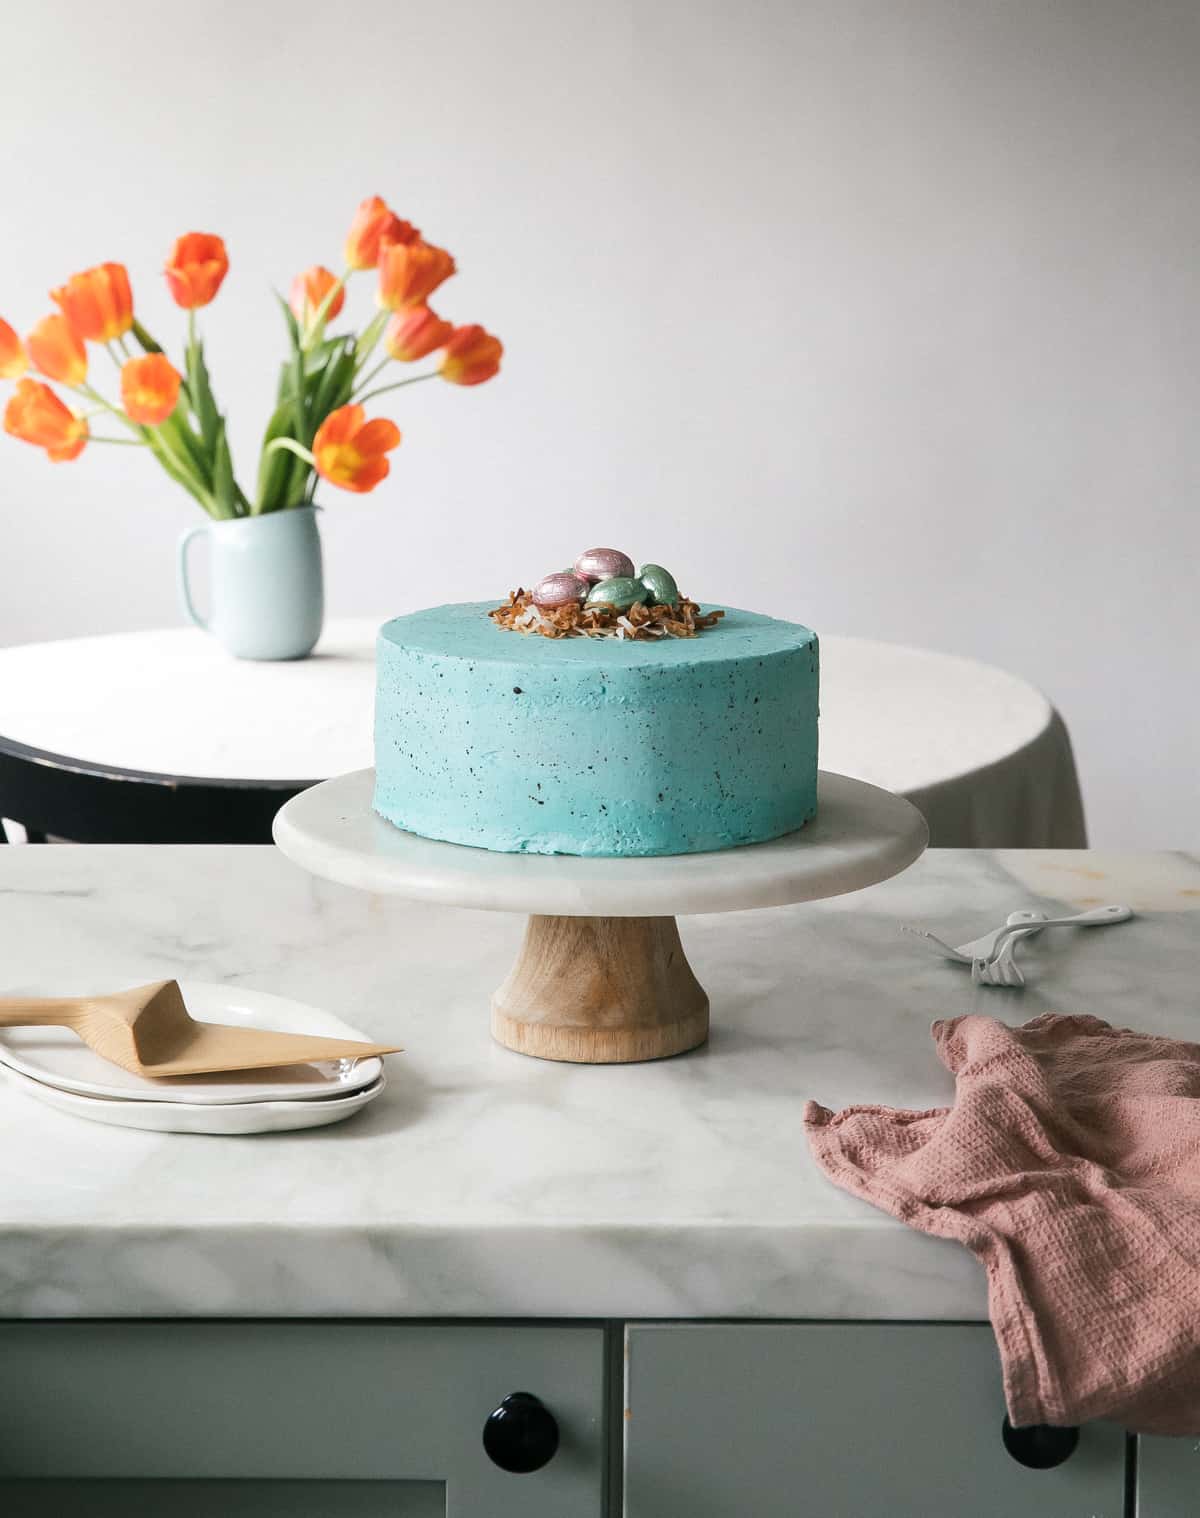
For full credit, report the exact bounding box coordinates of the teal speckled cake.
[373,599,819,857]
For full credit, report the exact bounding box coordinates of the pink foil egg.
[532,571,588,609]
[574,547,634,583]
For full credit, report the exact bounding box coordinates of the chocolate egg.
[637,563,680,608]
[533,571,588,609]
[585,575,643,613]
[574,547,635,583]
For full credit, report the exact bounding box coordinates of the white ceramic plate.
[0,981,388,1105]
[1,1064,386,1135]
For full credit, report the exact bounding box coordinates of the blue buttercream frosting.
[373,601,819,856]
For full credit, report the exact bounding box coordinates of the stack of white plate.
[0,982,387,1135]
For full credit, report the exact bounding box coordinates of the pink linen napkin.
[804,1013,1200,1434]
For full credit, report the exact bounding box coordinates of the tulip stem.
[77,382,140,436]
[89,436,149,447]
[264,437,316,466]
[353,356,391,396]
[354,371,439,407]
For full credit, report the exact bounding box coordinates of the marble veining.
[0,846,1194,1320]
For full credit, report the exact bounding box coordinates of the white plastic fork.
[971,905,1133,987]
[972,935,1027,987]
[903,910,1047,965]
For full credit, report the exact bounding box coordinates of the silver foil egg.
[574,547,635,583]
[585,575,643,613]
[532,571,589,609]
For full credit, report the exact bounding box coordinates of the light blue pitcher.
[177,505,324,661]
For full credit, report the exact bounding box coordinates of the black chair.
[0,735,315,844]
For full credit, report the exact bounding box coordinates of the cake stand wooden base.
[272,768,929,1067]
[490,914,709,1064]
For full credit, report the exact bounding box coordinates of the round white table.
[0,619,1086,846]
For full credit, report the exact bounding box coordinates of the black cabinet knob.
[483,1391,560,1473]
[1001,1415,1080,1469]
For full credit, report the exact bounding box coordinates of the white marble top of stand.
[273,768,929,916]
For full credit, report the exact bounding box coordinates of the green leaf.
[355,309,387,367]
[273,291,310,442]
[291,346,308,444]
[159,410,211,490]
[187,341,221,454]
[253,294,319,514]
[274,291,302,357]
[130,318,164,355]
[254,397,295,513]
[254,397,315,514]
[144,429,214,515]
[268,291,307,434]
[212,425,236,517]
[309,335,343,367]
[310,336,356,428]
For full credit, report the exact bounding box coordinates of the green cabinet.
[0,1323,605,1518]
[0,1318,1153,1514]
[623,1323,1127,1518]
[1137,1435,1200,1515]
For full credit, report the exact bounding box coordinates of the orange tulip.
[344,196,419,272]
[121,353,182,425]
[312,404,401,494]
[377,241,456,311]
[289,265,345,324]
[50,262,133,343]
[384,305,453,362]
[4,378,88,461]
[440,324,503,386]
[165,232,229,309]
[26,314,87,386]
[0,317,27,379]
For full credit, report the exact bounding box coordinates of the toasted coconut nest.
[489,589,725,640]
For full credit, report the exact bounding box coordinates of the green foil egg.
[585,575,644,613]
[637,563,680,607]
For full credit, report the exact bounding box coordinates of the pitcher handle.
[177,523,209,630]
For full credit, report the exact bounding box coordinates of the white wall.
[1,0,1196,846]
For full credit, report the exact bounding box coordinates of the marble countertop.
[0,845,1195,1321]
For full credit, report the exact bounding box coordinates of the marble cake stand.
[273,769,928,1064]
